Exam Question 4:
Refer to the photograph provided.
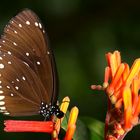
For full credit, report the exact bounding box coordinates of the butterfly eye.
[0,9,62,119]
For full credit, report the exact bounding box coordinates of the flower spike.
[92,50,140,140]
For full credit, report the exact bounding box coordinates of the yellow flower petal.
[64,107,79,140]
[55,97,70,133]
[60,96,70,115]
[68,106,79,127]
[122,86,132,110]
[122,86,132,130]
[125,58,140,86]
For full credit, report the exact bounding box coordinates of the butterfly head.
[39,102,64,120]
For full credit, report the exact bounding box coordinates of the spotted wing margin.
[0,52,50,116]
[0,9,58,104]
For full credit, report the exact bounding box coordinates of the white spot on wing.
[0,90,3,94]
[47,51,50,54]
[0,101,5,105]
[39,23,42,29]
[8,51,12,55]
[22,76,26,80]
[0,96,5,100]
[37,61,40,65]
[8,61,12,64]
[15,86,19,90]
[35,22,38,27]
[6,86,10,89]
[16,78,20,82]
[14,30,17,34]
[19,24,22,27]
[26,21,30,25]
[13,42,17,46]
[0,106,6,110]
[4,112,10,115]
[2,40,5,43]
[10,93,14,96]
[26,52,29,56]
[0,57,2,60]
[0,64,4,69]
[0,110,4,112]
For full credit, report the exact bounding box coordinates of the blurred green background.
[0,0,140,140]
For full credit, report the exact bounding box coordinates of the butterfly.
[0,9,64,119]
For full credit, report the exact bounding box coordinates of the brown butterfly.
[0,9,64,119]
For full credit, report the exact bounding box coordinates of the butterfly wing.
[0,9,58,116]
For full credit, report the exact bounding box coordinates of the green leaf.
[73,119,90,140]
[81,116,105,140]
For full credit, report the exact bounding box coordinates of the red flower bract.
[4,120,54,133]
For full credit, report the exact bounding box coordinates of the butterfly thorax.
[39,102,64,119]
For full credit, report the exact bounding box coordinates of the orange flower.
[92,51,140,139]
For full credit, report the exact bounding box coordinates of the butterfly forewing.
[0,9,58,116]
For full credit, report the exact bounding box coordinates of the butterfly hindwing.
[0,52,51,116]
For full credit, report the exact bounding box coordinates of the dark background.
[0,0,140,140]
